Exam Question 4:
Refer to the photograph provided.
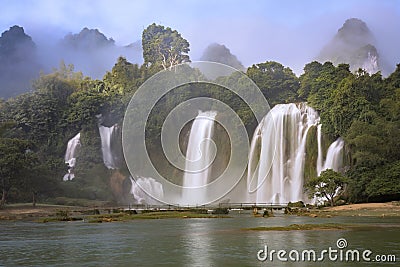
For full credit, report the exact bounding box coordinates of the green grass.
[244,223,347,231]
[38,211,230,223]
[87,211,230,222]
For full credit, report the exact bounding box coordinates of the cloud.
[0,0,398,78]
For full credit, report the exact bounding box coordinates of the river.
[1,213,399,266]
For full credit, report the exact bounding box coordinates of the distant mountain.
[0,25,40,98]
[200,43,245,71]
[317,18,383,74]
[60,27,115,49]
[56,28,143,79]
[0,26,143,98]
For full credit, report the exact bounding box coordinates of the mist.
[34,27,143,79]
[0,25,143,98]
[190,15,398,76]
[183,1,400,75]
[199,43,245,71]
[0,0,399,98]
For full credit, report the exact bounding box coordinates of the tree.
[142,23,190,70]
[298,61,323,100]
[103,57,143,95]
[0,138,31,206]
[305,169,348,207]
[365,161,400,202]
[246,61,299,106]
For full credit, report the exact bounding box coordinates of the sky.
[1,0,399,75]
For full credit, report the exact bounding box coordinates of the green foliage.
[142,23,190,70]
[0,137,30,206]
[67,79,107,127]
[305,169,348,206]
[1,27,400,206]
[302,61,400,203]
[246,61,299,106]
[365,161,400,201]
[287,201,305,208]
[0,136,55,206]
[347,160,400,203]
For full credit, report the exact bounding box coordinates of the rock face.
[317,18,381,74]
[60,27,116,50]
[0,26,39,98]
[200,43,245,70]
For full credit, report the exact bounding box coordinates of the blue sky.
[1,0,399,74]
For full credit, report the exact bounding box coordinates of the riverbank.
[0,203,86,221]
[1,202,400,222]
[0,203,230,222]
[310,202,400,217]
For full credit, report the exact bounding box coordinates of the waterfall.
[248,103,345,204]
[247,103,345,204]
[63,133,81,181]
[99,124,119,169]
[182,111,216,205]
[321,138,344,173]
[130,176,164,205]
[316,124,323,174]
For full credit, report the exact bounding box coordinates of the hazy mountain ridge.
[0,25,40,98]
[317,18,384,74]
[0,26,143,98]
[200,43,245,71]
[0,18,396,98]
[61,27,116,49]
[54,27,142,79]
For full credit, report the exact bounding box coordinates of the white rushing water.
[99,124,119,169]
[181,111,217,205]
[63,133,81,181]
[130,176,164,205]
[321,138,344,174]
[248,103,344,204]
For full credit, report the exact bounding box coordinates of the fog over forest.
[0,0,399,98]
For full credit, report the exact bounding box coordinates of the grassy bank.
[0,204,230,222]
[38,210,230,223]
[244,223,347,231]
[2,202,400,222]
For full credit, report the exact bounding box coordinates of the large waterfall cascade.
[63,133,81,181]
[248,103,344,204]
[181,111,217,205]
[63,105,343,205]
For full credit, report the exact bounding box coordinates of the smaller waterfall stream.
[63,133,81,181]
[321,138,344,174]
[99,124,120,169]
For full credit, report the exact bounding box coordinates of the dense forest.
[0,23,399,207]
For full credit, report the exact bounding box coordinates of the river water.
[1,213,399,266]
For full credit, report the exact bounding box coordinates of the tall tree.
[0,137,31,206]
[246,61,299,106]
[305,169,348,207]
[142,23,190,70]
